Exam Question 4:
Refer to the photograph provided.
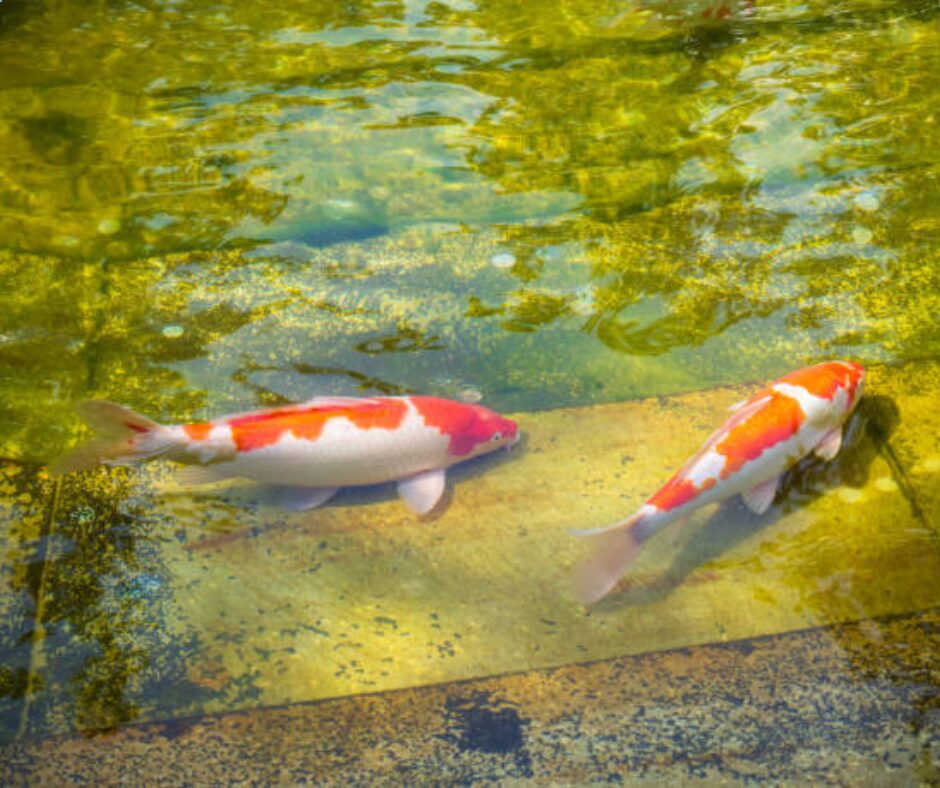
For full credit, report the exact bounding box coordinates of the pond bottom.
[2,606,937,784]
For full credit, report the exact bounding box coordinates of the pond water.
[0,0,938,775]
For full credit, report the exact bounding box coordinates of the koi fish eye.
[491,432,503,442]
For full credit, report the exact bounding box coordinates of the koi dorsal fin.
[299,396,385,409]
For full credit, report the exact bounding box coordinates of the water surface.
[0,0,938,757]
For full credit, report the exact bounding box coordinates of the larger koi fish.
[52,396,519,515]
[574,361,865,604]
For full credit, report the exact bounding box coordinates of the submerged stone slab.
[59,363,940,725]
[5,360,940,739]
[0,462,51,745]
[3,607,938,784]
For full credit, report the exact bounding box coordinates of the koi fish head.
[410,397,519,460]
[465,404,520,457]
[838,360,866,414]
[774,360,866,427]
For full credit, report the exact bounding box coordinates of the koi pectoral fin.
[814,427,843,461]
[741,476,779,515]
[397,469,446,515]
[270,486,339,512]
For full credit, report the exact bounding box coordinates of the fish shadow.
[598,395,900,609]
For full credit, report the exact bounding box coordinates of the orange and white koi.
[573,361,865,604]
[52,396,519,515]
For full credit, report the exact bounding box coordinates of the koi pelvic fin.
[741,475,779,515]
[50,400,179,475]
[270,485,339,512]
[571,511,648,605]
[814,427,843,461]
[397,468,447,515]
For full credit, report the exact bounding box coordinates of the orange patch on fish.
[183,422,213,440]
[229,399,409,453]
[649,473,717,511]
[716,391,804,477]
[778,364,851,401]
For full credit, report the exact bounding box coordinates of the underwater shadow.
[598,394,901,609]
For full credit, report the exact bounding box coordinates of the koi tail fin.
[571,512,648,605]
[50,401,179,476]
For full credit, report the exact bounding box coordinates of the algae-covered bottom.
[0,360,938,781]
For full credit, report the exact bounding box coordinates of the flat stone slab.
[1,360,938,741]
[147,361,940,717]
[3,607,938,784]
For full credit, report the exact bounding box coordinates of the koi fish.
[573,361,865,604]
[52,396,519,515]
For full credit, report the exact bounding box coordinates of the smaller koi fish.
[52,395,519,515]
[573,361,865,604]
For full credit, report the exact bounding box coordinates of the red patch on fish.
[183,422,213,440]
[228,399,409,453]
[845,374,860,404]
[841,362,864,404]
[411,396,493,457]
[716,391,804,478]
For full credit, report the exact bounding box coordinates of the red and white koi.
[573,361,866,604]
[52,395,519,515]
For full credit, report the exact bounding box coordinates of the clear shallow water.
[0,0,939,763]
[2,0,939,460]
